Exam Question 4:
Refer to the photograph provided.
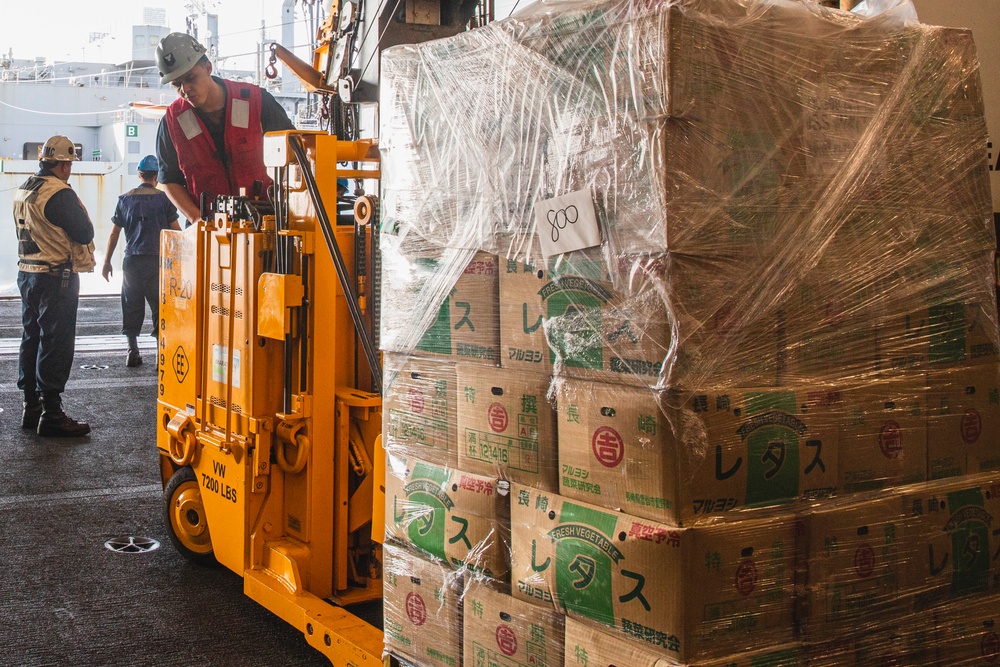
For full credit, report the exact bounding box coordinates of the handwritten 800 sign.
[546,204,579,242]
[534,188,601,258]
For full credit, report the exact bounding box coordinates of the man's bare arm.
[163,182,202,224]
[102,225,122,281]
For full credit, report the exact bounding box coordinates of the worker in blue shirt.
[14,135,96,437]
[102,155,180,367]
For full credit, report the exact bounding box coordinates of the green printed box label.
[552,502,621,626]
[739,392,801,506]
[395,462,452,561]
[945,486,991,595]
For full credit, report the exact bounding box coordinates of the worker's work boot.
[21,403,43,430]
[126,348,142,367]
[37,392,90,438]
[37,411,91,438]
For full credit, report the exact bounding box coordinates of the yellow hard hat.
[40,135,80,162]
[156,32,208,85]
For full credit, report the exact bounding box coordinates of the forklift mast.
[155,0,492,664]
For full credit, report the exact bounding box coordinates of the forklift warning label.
[212,345,241,388]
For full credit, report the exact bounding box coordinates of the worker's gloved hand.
[101,261,113,282]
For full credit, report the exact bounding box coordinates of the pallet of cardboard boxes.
[378,0,1000,664]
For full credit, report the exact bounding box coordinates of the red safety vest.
[164,79,272,203]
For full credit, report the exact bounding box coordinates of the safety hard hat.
[138,155,159,172]
[337,178,348,190]
[40,135,80,162]
[156,32,208,85]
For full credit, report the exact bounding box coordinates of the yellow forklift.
[156,131,384,665]
[152,0,491,664]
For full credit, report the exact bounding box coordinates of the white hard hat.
[156,32,208,85]
[40,135,80,162]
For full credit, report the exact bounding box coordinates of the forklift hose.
[348,420,372,477]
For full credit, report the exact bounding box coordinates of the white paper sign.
[212,345,241,389]
[534,188,601,258]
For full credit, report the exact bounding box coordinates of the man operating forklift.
[153,32,293,225]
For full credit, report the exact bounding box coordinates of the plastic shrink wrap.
[378,0,1000,664]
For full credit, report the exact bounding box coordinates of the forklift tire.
[163,466,216,566]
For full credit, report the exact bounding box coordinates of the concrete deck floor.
[0,296,335,667]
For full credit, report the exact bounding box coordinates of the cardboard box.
[383,543,463,667]
[554,378,680,523]
[384,453,510,580]
[464,579,564,667]
[554,381,845,525]
[800,496,910,643]
[541,256,671,388]
[564,618,804,667]
[901,474,1000,609]
[564,617,674,667]
[510,485,797,663]
[383,352,458,468]
[925,363,1000,480]
[499,257,554,373]
[382,250,500,365]
[653,6,803,256]
[679,386,842,521]
[781,276,883,386]
[884,300,1000,374]
[663,252,786,390]
[839,379,927,493]
[456,364,558,490]
[933,592,1000,665]
[805,615,938,667]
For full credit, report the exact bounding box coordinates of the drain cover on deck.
[104,536,160,554]
[80,364,110,370]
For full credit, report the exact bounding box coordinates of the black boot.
[21,402,43,430]
[37,411,91,437]
[125,334,142,367]
[37,394,90,437]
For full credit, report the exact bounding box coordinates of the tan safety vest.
[14,174,96,274]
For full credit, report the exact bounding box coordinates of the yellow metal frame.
[157,131,385,666]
